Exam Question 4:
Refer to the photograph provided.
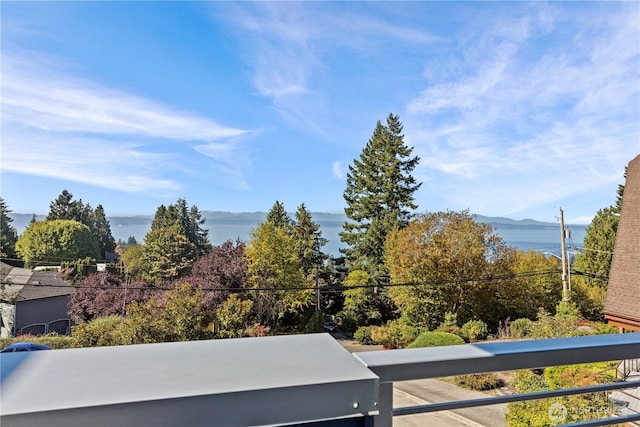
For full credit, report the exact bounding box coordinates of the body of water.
[9,212,587,257]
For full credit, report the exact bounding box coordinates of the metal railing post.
[374,381,394,427]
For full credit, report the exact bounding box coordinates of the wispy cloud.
[211,3,437,132]
[332,161,346,180]
[1,51,252,192]
[405,3,640,218]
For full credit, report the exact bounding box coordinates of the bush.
[0,333,76,350]
[461,320,488,341]
[454,373,502,391]
[407,331,465,348]
[338,316,358,336]
[354,326,376,345]
[303,311,325,333]
[246,324,270,337]
[72,315,130,347]
[436,312,462,336]
[369,319,422,349]
[510,318,533,339]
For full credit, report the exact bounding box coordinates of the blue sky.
[1,2,638,224]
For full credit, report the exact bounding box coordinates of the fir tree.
[0,198,18,260]
[90,205,116,259]
[265,201,292,230]
[340,113,421,280]
[292,203,328,276]
[150,199,211,256]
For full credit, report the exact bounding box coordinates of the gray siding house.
[0,263,74,337]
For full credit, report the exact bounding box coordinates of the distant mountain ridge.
[8,211,586,256]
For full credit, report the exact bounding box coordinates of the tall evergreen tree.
[265,201,292,230]
[0,198,18,261]
[47,190,91,224]
[47,190,115,260]
[340,114,421,279]
[150,199,211,256]
[571,168,626,319]
[89,205,116,260]
[292,203,327,276]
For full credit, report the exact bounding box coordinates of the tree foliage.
[118,244,146,281]
[180,240,248,311]
[72,284,213,345]
[46,190,115,259]
[498,250,562,320]
[292,203,327,276]
[384,210,514,328]
[143,224,197,281]
[68,272,151,323]
[150,198,211,256]
[264,201,292,230]
[340,114,421,280]
[0,198,18,261]
[246,219,310,328]
[341,269,396,326]
[216,294,253,338]
[15,219,100,267]
[572,206,618,290]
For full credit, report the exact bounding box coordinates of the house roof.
[604,155,640,330]
[0,263,74,302]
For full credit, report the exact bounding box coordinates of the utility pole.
[315,234,321,312]
[560,208,569,301]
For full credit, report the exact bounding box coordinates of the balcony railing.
[2,332,640,426]
[354,333,640,426]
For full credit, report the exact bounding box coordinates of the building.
[604,154,640,332]
[0,262,74,337]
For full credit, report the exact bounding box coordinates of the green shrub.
[369,319,422,349]
[506,367,616,426]
[354,326,376,345]
[407,331,465,348]
[510,318,533,339]
[0,333,76,350]
[436,312,462,336]
[454,373,502,391]
[461,320,488,341]
[72,315,130,347]
[338,316,358,336]
[303,311,325,334]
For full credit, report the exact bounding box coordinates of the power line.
[1,269,561,293]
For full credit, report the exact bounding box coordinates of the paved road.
[393,379,507,427]
[333,335,508,426]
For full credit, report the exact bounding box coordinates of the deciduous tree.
[118,244,145,281]
[46,191,115,259]
[180,240,248,311]
[341,269,396,326]
[384,211,514,328]
[497,250,562,320]
[68,272,151,323]
[246,221,310,328]
[15,219,100,267]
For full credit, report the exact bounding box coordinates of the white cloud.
[405,4,639,218]
[1,51,252,193]
[212,3,437,133]
[332,161,346,180]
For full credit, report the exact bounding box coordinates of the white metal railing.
[354,333,640,427]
